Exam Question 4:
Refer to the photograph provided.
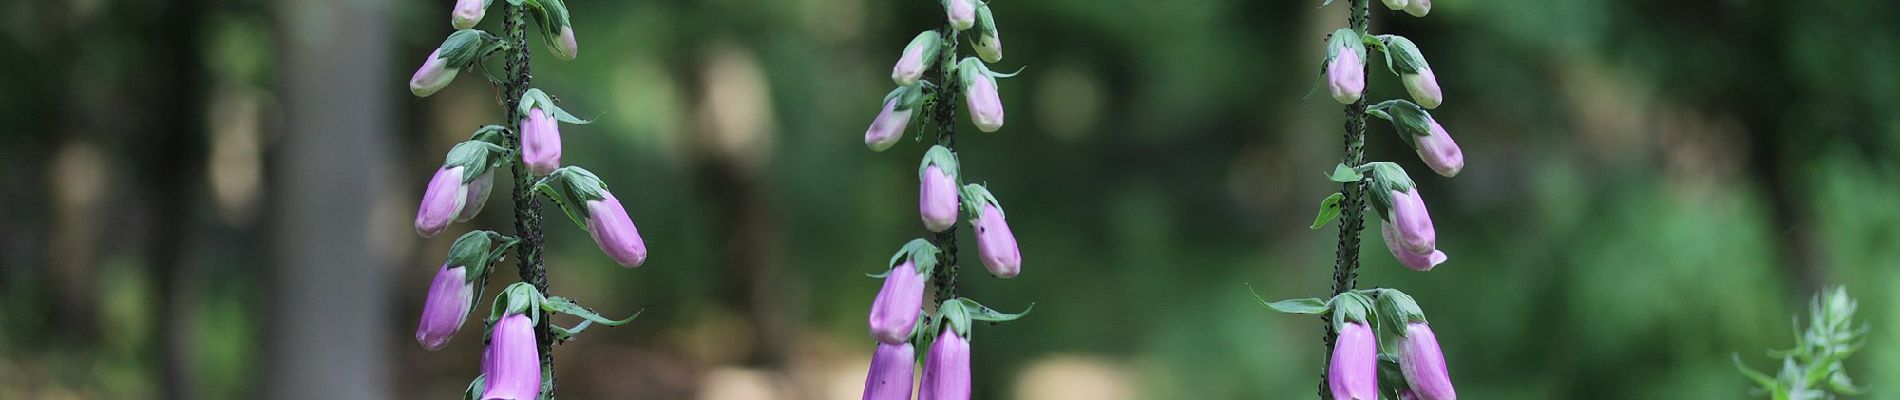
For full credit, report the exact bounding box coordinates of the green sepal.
[443,230,515,282]
[874,238,942,279]
[437,29,502,68]
[884,85,928,113]
[517,88,593,125]
[470,125,508,146]
[1369,99,1434,146]
[1328,291,1375,334]
[542,296,641,327]
[1362,162,1417,222]
[1370,288,1426,352]
[1310,192,1345,230]
[533,166,609,229]
[1377,355,1408,399]
[904,31,943,75]
[919,145,962,182]
[1259,296,1330,315]
[463,375,486,400]
[552,320,592,342]
[959,183,1002,220]
[1376,35,1430,76]
[936,297,1030,339]
[1323,28,1366,73]
[443,140,510,182]
[489,282,546,324]
[515,0,572,58]
[1327,163,1364,183]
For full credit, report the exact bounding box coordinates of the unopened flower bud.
[964,69,1005,133]
[973,6,1002,63]
[1400,322,1457,400]
[521,108,562,176]
[455,170,495,222]
[1403,67,1443,109]
[867,98,912,152]
[415,263,475,351]
[1382,223,1446,271]
[1390,189,1437,255]
[553,26,579,60]
[1328,49,1366,105]
[1414,119,1462,177]
[919,328,971,400]
[862,342,916,400]
[945,0,976,31]
[974,203,1020,278]
[415,166,470,238]
[1329,321,1379,400]
[921,165,959,232]
[452,0,486,29]
[586,191,648,268]
[481,313,542,400]
[892,32,941,86]
[869,260,926,344]
[1382,0,1409,11]
[1404,0,1432,17]
[410,49,461,97]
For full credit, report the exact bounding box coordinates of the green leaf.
[552,320,592,342]
[543,296,641,326]
[1311,192,1345,230]
[1327,163,1364,183]
[1264,298,1329,314]
[956,298,1031,323]
[1733,353,1777,390]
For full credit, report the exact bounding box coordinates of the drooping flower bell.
[481,313,542,400]
[1399,322,1457,400]
[415,166,470,238]
[521,107,562,176]
[868,260,926,344]
[410,49,461,97]
[1329,321,1379,400]
[1327,47,1366,105]
[919,328,971,400]
[867,98,913,152]
[1403,67,1443,109]
[553,26,579,60]
[1389,188,1437,255]
[973,202,1020,278]
[892,32,942,86]
[585,191,648,268]
[862,341,917,400]
[1413,118,1462,177]
[415,263,475,350]
[452,0,487,29]
[944,0,976,31]
[1382,223,1447,271]
[960,58,1006,133]
[456,170,495,222]
[920,165,959,232]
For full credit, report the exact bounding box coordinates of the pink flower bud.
[586,191,648,268]
[945,0,976,31]
[1399,322,1457,400]
[410,49,460,97]
[415,166,469,238]
[974,204,1020,278]
[1415,120,1463,177]
[919,329,970,400]
[862,342,917,400]
[521,108,562,176]
[1328,50,1366,105]
[1403,67,1443,109]
[455,170,495,222]
[869,260,926,344]
[920,166,959,232]
[481,313,542,400]
[1382,0,1409,11]
[1404,0,1432,17]
[1329,321,1379,400]
[415,264,474,351]
[892,40,932,86]
[867,98,912,152]
[965,76,1005,133]
[1390,189,1437,255]
[553,26,579,60]
[452,0,486,29]
[1383,223,1447,271]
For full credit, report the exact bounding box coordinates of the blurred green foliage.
[2,0,1898,399]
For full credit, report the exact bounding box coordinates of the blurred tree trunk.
[263,0,395,398]
[145,0,210,398]
[1719,3,1828,298]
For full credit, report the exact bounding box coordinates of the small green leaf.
[552,320,593,342]
[1263,298,1329,314]
[543,296,641,326]
[1311,192,1344,230]
[1732,353,1777,390]
[1327,163,1364,183]
[957,298,1031,323]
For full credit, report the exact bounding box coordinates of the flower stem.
[929,27,963,308]
[1319,0,1372,398]
[499,3,556,399]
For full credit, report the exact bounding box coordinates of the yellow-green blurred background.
[3,0,1898,398]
